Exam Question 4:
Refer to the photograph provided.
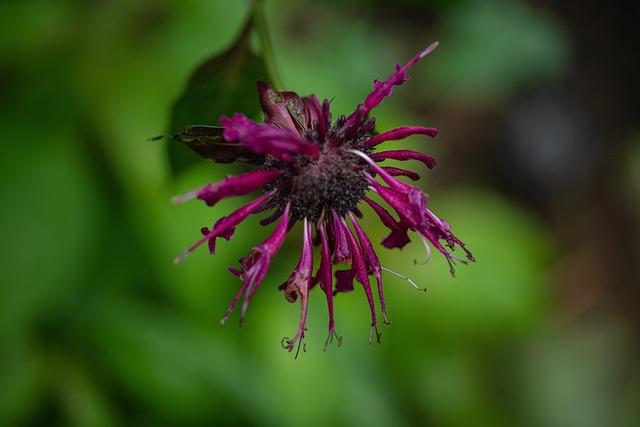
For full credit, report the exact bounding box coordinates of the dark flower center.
[288,146,369,221]
[264,121,374,222]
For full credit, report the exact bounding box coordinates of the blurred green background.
[1,0,639,426]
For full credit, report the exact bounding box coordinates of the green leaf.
[168,11,270,173]
[161,125,264,164]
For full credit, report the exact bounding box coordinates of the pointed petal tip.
[419,41,440,59]
[171,190,198,205]
[173,252,188,265]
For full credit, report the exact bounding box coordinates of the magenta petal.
[370,150,437,169]
[353,151,414,197]
[317,222,336,338]
[174,191,274,264]
[331,211,351,265]
[334,270,355,294]
[196,169,282,207]
[381,166,421,181]
[340,217,378,334]
[363,42,438,113]
[221,203,291,325]
[363,197,411,249]
[344,104,366,140]
[200,227,218,255]
[368,179,420,226]
[369,172,474,269]
[364,126,439,148]
[301,95,321,130]
[281,219,314,352]
[349,212,389,324]
[220,113,320,162]
[304,94,329,142]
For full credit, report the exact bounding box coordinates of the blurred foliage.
[1,0,638,426]
[423,0,572,106]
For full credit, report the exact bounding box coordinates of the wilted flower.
[173,42,474,351]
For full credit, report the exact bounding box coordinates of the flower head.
[174,42,474,351]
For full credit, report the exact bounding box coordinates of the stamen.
[281,334,306,358]
[324,330,342,351]
[381,266,426,292]
[369,324,382,344]
[349,148,374,164]
[416,233,433,265]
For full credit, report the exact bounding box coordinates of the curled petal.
[258,81,307,132]
[363,196,411,249]
[349,212,389,324]
[334,270,355,294]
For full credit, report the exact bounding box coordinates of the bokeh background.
[2,0,639,426]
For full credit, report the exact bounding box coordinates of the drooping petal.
[174,191,274,264]
[349,212,389,324]
[363,126,439,148]
[219,203,291,325]
[331,211,351,265]
[358,148,469,261]
[339,217,380,343]
[281,218,314,352]
[368,173,474,268]
[334,270,355,294]
[367,178,420,226]
[317,221,337,343]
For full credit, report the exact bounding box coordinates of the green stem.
[253,0,285,92]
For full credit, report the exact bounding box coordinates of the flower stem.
[253,0,285,92]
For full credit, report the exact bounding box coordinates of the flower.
[173,42,474,351]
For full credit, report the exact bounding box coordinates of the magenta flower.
[174,42,474,351]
